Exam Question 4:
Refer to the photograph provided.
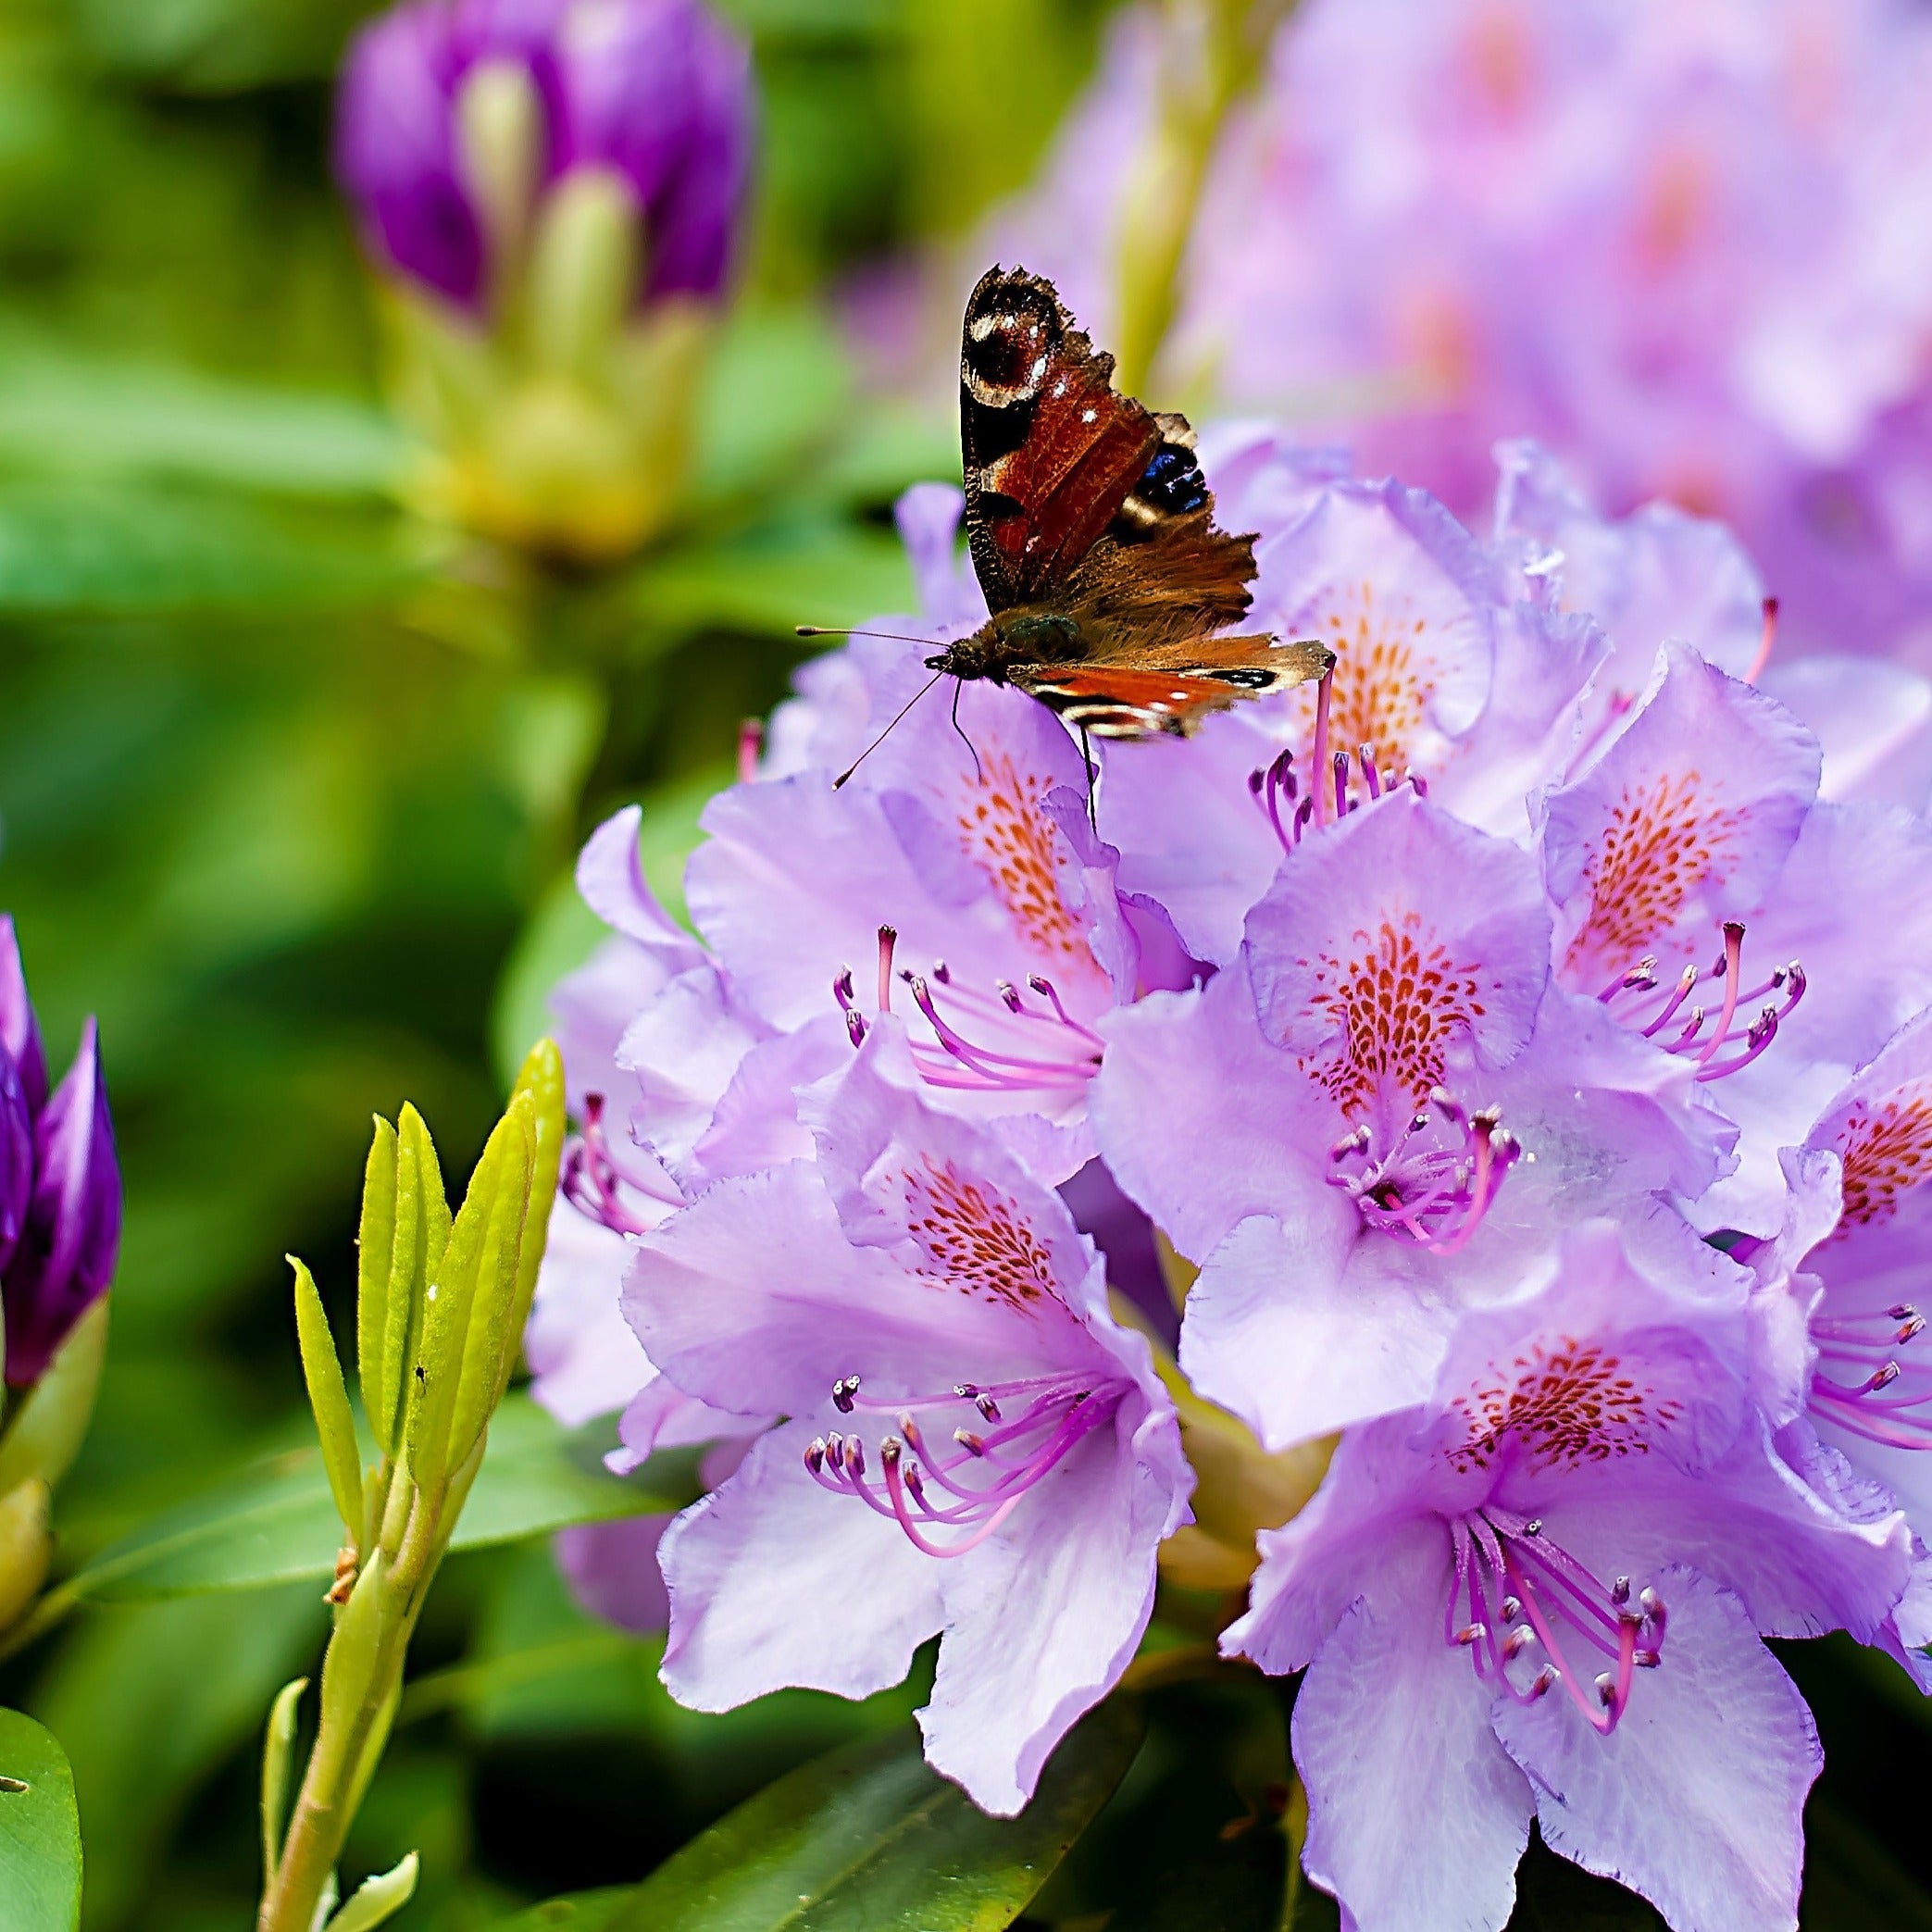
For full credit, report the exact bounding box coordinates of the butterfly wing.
[1012,634,1334,740]
[960,267,1163,613]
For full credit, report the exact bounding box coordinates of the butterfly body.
[940,265,1332,739]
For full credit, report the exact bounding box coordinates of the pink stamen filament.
[737,717,765,783]
[1600,921,1803,1081]
[1449,1510,1660,1735]
[560,1092,679,1236]
[1329,1091,1520,1253]
[830,929,1103,1095]
[805,1370,1125,1556]
[1744,597,1779,685]
[1251,729,1426,857]
[1809,1301,1932,1450]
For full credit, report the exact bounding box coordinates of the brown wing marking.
[959,266,1159,612]
[1064,511,1259,642]
[1012,635,1335,741]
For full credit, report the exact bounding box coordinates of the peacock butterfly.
[929,266,1332,739]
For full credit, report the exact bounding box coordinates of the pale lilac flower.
[0,916,121,1391]
[1095,791,1728,1444]
[688,492,1187,1183]
[1097,443,1605,966]
[1741,1016,1932,1665]
[999,0,1932,664]
[1536,645,1932,1233]
[631,1043,1190,1813]
[1231,1220,1911,1932]
[334,0,752,314]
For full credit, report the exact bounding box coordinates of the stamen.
[1601,922,1803,1080]
[1327,1091,1520,1252]
[1744,597,1779,684]
[560,1092,679,1235]
[1447,1506,1662,1736]
[811,1368,1127,1556]
[1809,1296,1932,1450]
[831,928,1103,1094]
[737,717,765,783]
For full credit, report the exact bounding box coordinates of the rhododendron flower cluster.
[997,0,1932,668]
[529,436,1932,1929]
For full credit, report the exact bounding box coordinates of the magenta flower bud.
[0,916,47,1119]
[3,1019,121,1390]
[334,0,752,316]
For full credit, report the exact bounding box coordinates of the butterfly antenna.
[950,679,984,783]
[833,670,947,790]
[796,625,939,647]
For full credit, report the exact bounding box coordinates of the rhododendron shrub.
[530,443,1932,1928]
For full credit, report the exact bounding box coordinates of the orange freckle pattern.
[902,1158,1056,1310]
[1562,771,1748,978]
[1833,1085,1932,1230]
[1300,912,1488,1116]
[1288,579,1435,769]
[1447,1338,1679,1474]
[955,749,1091,975]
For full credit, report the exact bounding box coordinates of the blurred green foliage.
[0,0,1128,1921]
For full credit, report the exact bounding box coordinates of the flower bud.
[0,922,120,1398]
[0,1477,50,1635]
[333,0,754,561]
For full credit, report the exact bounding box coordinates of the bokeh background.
[3,0,1932,1925]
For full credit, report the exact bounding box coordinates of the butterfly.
[929,265,1331,739]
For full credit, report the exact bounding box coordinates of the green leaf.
[0,331,405,496]
[292,1258,364,1540]
[495,1891,639,1931]
[0,480,424,616]
[47,1396,671,1605]
[627,516,913,640]
[504,1041,567,1374]
[324,1849,419,1932]
[0,1708,81,1932]
[260,1676,307,1889]
[601,1694,1145,1931]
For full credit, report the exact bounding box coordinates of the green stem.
[1114,0,1300,396]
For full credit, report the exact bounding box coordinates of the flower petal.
[1492,1569,1816,1932]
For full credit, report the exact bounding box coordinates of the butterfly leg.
[1079,725,1098,833]
[951,678,984,782]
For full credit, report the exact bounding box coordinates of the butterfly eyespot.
[963,291,1062,407]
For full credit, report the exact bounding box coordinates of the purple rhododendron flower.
[997,0,1932,665]
[1096,789,1728,1444]
[630,1043,1190,1814]
[0,916,121,1390]
[524,447,1932,1899]
[1230,1220,1909,1932]
[335,0,751,313]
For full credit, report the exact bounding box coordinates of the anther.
[1500,1595,1521,1623]
[1524,1518,1543,1537]
[1454,1622,1488,1646]
[804,1439,827,1475]
[954,1428,987,1455]
[877,926,897,1012]
[832,1376,860,1413]
[1529,1667,1558,1700]
[1611,1576,1631,1607]
[1595,1673,1619,1707]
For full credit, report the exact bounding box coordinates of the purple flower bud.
[0,916,47,1118]
[334,0,752,316]
[0,1055,30,1280]
[3,1020,121,1391]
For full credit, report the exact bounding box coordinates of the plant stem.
[1114,0,1299,397]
